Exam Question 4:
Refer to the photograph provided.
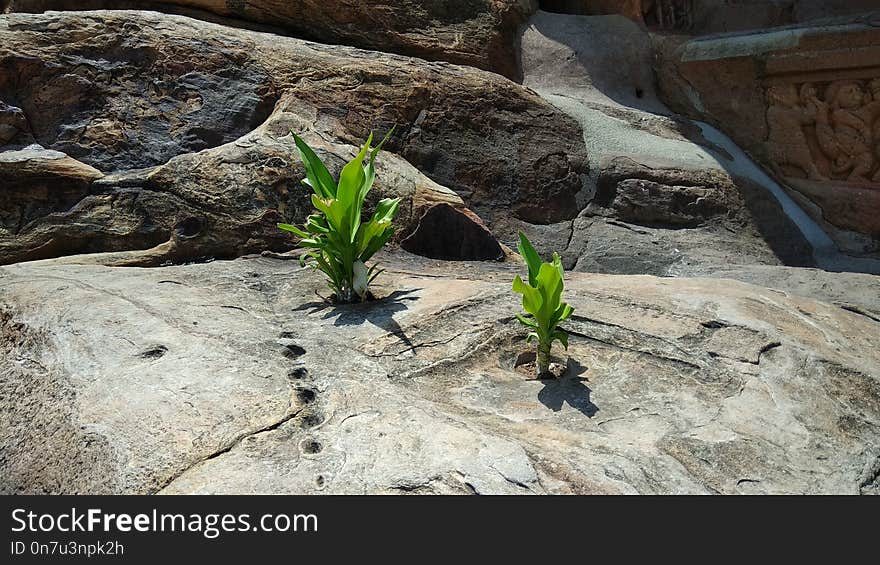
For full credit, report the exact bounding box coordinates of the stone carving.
[765,78,880,184]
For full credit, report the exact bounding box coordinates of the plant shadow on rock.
[292,288,420,349]
[536,359,598,418]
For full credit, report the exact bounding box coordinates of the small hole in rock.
[296,388,317,404]
[282,343,306,359]
[140,345,168,359]
[300,411,324,428]
[174,217,202,239]
[315,475,325,488]
[287,367,309,380]
[301,439,323,454]
[635,87,644,98]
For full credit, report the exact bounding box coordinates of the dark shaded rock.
[537,0,878,34]
[0,17,279,170]
[0,100,28,144]
[563,158,816,273]
[401,203,504,261]
[598,177,730,228]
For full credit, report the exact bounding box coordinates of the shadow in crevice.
[537,359,598,417]
[292,288,420,350]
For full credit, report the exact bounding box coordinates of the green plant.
[278,129,400,303]
[512,232,574,377]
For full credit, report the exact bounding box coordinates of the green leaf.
[552,329,569,350]
[515,314,538,329]
[553,303,574,325]
[369,126,396,166]
[512,275,543,316]
[535,262,564,322]
[337,133,372,208]
[292,132,336,198]
[517,232,542,287]
[278,223,309,238]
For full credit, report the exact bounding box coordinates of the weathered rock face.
[8,0,537,80]
[0,104,472,266]
[0,10,587,265]
[539,0,879,34]
[0,146,105,263]
[0,18,278,170]
[513,11,817,276]
[659,15,880,257]
[0,101,28,144]
[2,252,878,494]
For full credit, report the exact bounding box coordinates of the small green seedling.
[279,129,400,303]
[512,232,574,377]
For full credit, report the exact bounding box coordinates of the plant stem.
[536,341,551,377]
[338,285,355,304]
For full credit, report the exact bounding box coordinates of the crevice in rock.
[754,341,781,365]
[491,466,535,493]
[566,326,703,371]
[400,204,504,261]
[837,304,880,325]
[566,315,705,370]
[155,405,304,493]
[859,454,880,495]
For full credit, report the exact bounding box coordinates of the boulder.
[0,145,106,264]
[515,11,818,276]
[8,0,538,80]
[0,10,587,265]
[2,252,878,494]
[0,101,475,266]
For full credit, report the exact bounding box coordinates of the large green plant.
[512,232,574,377]
[279,130,400,303]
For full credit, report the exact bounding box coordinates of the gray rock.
[2,252,878,494]
[518,11,817,274]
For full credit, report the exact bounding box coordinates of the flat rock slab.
[1,252,879,494]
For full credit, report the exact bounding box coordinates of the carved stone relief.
[766,78,880,185]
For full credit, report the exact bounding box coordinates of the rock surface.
[539,0,879,34]
[8,0,537,80]
[5,8,872,277]
[1,252,878,494]
[514,11,820,276]
[658,14,880,258]
[0,10,587,265]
